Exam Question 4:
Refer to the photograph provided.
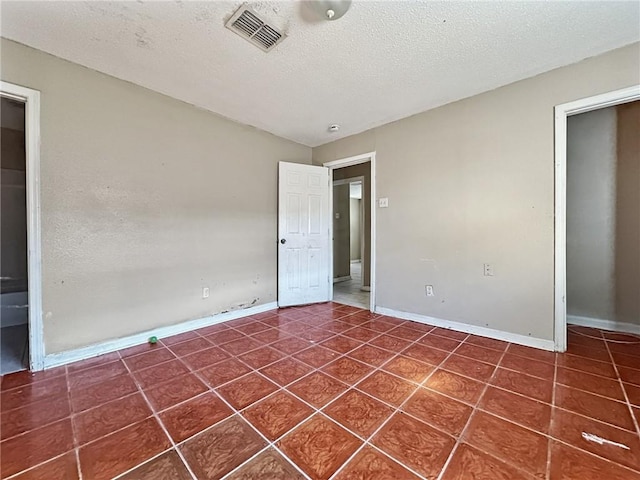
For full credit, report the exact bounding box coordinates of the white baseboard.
[333,276,351,284]
[43,302,278,370]
[568,314,640,336]
[375,307,556,352]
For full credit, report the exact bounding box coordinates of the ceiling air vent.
[225,6,286,52]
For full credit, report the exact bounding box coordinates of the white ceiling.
[1,1,638,147]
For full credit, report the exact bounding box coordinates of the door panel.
[278,162,330,307]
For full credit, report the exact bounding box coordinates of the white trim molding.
[324,151,377,313]
[43,302,278,369]
[0,81,45,371]
[554,85,640,353]
[377,307,556,352]
[568,315,640,336]
[323,152,376,169]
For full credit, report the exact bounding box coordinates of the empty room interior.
[0,1,639,479]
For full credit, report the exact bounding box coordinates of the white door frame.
[1,81,44,370]
[554,85,640,352]
[324,152,376,312]
[333,176,365,286]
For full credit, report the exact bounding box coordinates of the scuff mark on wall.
[135,27,152,49]
[216,298,261,316]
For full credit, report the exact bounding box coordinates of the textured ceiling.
[1,1,639,147]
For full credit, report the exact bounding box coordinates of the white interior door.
[278,161,330,307]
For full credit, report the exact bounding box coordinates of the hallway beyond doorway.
[333,262,369,309]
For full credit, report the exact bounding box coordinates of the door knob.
[280,239,286,244]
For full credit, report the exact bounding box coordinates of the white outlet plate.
[483,264,494,276]
[425,285,434,296]
[378,198,389,208]
[202,287,210,298]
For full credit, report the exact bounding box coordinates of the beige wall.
[333,163,371,287]
[313,42,640,341]
[0,39,311,353]
[615,101,640,325]
[567,107,617,321]
[333,183,351,278]
[350,198,361,261]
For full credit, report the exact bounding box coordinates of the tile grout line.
[328,326,464,480]
[0,310,416,402]
[0,354,615,418]
[189,336,330,478]
[432,344,559,480]
[553,373,638,404]
[111,447,176,480]
[0,332,555,410]
[64,365,85,480]
[602,332,640,438]
[161,334,320,479]
[433,340,510,480]
[64,391,161,449]
[546,346,559,480]
[201,306,372,478]
[2,451,76,480]
[208,318,436,479]
[449,341,640,479]
[219,444,311,480]
[321,406,428,480]
[186,363,313,479]
[445,344,564,480]
[8,347,636,476]
[175,348,315,479]
[0,321,520,479]
[5,311,640,479]
[314,327,436,410]
[117,349,200,480]
[480,333,640,476]
[0,331,514,444]
[1,366,77,480]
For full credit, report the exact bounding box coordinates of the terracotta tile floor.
[2,304,640,479]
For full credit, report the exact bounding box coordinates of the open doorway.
[555,86,640,351]
[324,153,375,311]
[1,96,29,374]
[566,101,639,337]
[332,176,369,308]
[1,81,44,372]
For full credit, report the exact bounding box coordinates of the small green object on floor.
[148,336,158,344]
